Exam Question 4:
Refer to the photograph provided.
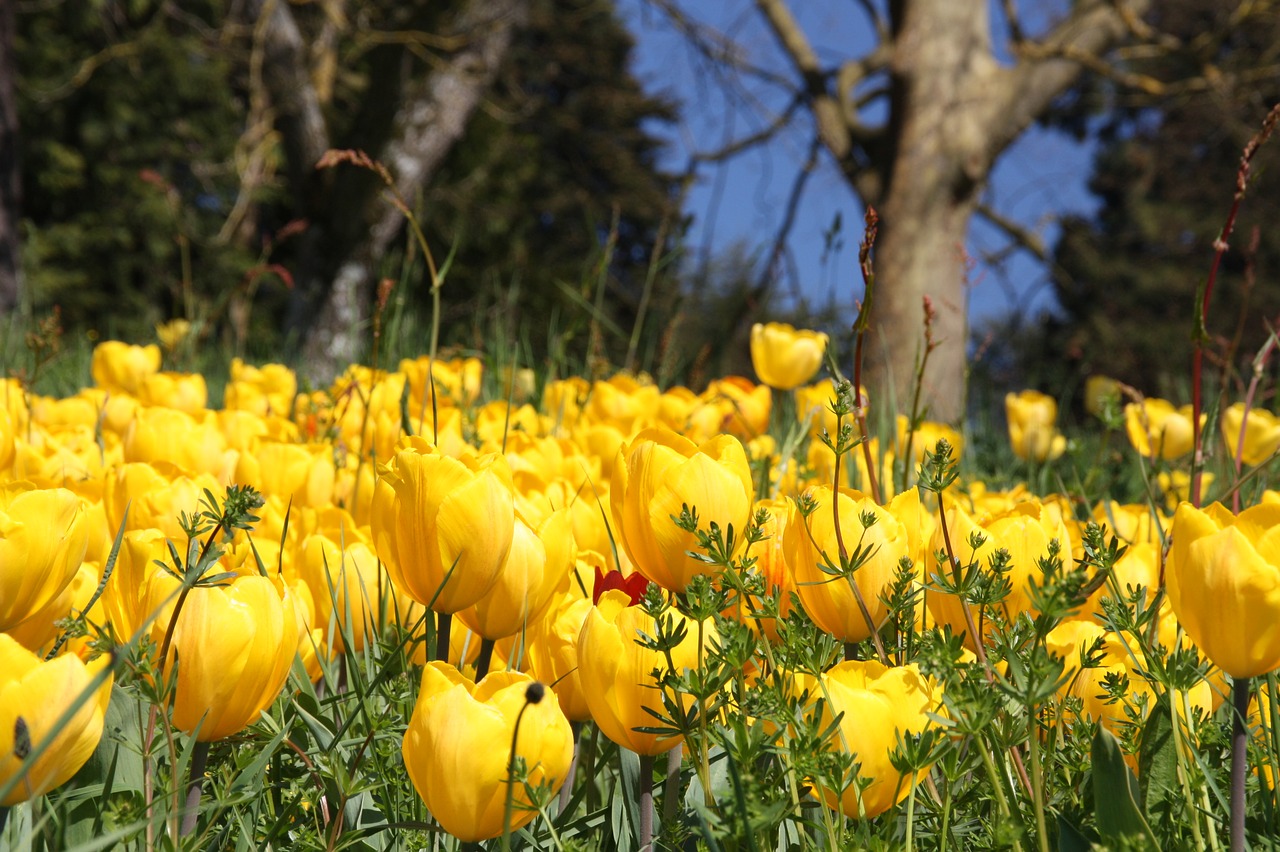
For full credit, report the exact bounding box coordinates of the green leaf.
[1056,815,1095,852]
[1092,725,1158,847]
[1138,693,1179,826]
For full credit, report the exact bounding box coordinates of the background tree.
[1037,0,1280,402]
[638,0,1280,421]
[11,0,677,378]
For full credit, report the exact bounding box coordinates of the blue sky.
[614,0,1101,327]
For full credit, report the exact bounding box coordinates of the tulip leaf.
[1056,815,1095,852]
[1091,725,1158,848]
[1138,693,1179,828]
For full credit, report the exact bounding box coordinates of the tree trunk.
[297,0,529,384]
[0,0,22,317]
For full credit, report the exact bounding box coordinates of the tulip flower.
[610,428,753,593]
[1005,389,1066,462]
[523,591,595,723]
[1221,403,1280,467]
[164,575,300,741]
[750,322,828,391]
[90,340,161,395]
[1084,375,1122,417]
[402,663,573,842]
[576,589,714,755]
[297,533,391,654]
[372,437,515,614]
[895,415,964,465]
[816,660,944,819]
[138,371,209,414]
[457,507,575,642]
[783,488,908,644]
[235,440,336,508]
[0,635,113,806]
[1166,501,1280,678]
[1,483,89,631]
[1125,398,1201,460]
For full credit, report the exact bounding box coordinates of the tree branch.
[974,202,1048,262]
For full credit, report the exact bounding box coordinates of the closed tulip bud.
[750,322,829,391]
[372,438,515,614]
[297,533,386,653]
[523,592,594,722]
[1167,502,1280,678]
[457,508,575,641]
[816,660,945,819]
[0,483,89,631]
[1125,398,1201,460]
[1005,390,1066,462]
[402,663,573,842]
[1221,403,1280,467]
[576,589,714,755]
[783,488,907,643]
[236,441,336,508]
[137,371,208,414]
[165,575,300,741]
[0,636,113,806]
[90,340,161,395]
[610,428,753,593]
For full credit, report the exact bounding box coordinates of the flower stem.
[1232,676,1252,852]
[475,637,496,681]
[638,752,655,852]
[434,612,451,663]
[663,743,682,824]
[1027,712,1050,852]
[180,740,211,836]
[558,722,583,814]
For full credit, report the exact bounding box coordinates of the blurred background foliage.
[5,0,1280,401]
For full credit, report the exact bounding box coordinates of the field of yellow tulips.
[3,325,1280,851]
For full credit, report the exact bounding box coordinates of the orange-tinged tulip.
[576,589,714,755]
[372,437,515,614]
[165,575,299,741]
[1005,390,1066,462]
[1166,501,1280,678]
[1125,398,1200,460]
[402,663,573,842]
[750,322,828,391]
[610,428,753,593]
[0,483,89,631]
[90,340,161,395]
[1221,403,1280,467]
[457,508,575,641]
[817,660,945,819]
[0,635,113,806]
[784,488,907,643]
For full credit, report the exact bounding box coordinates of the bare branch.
[975,202,1047,262]
[688,92,806,164]
[754,0,852,159]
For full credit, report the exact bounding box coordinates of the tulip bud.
[0,483,89,631]
[1005,389,1067,462]
[750,322,828,391]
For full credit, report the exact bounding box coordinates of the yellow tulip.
[783,488,907,643]
[0,483,89,631]
[457,508,575,641]
[103,461,223,539]
[90,340,161,395]
[297,533,389,653]
[750,322,828,391]
[235,441,336,508]
[726,497,795,643]
[402,663,573,842]
[372,437,515,614]
[1221,403,1280,467]
[610,428,753,593]
[8,561,101,656]
[165,574,300,741]
[895,415,964,465]
[154,318,192,353]
[1166,501,1280,678]
[1005,390,1066,462]
[1125,398,1200,460]
[523,590,595,723]
[123,407,231,478]
[100,528,182,644]
[137,371,208,414]
[700,377,772,440]
[224,359,298,418]
[576,589,714,755]
[816,660,945,819]
[1084,375,1122,417]
[0,636,113,806]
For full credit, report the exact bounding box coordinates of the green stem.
[977,742,1024,852]
[475,637,496,681]
[434,612,452,663]
[1027,712,1050,852]
[905,774,917,852]
[558,722,583,814]
[663,743,683,824]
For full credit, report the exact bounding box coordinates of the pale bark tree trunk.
[298,0,529,383]
[753,0,1151,422]
[0,0,22,317]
